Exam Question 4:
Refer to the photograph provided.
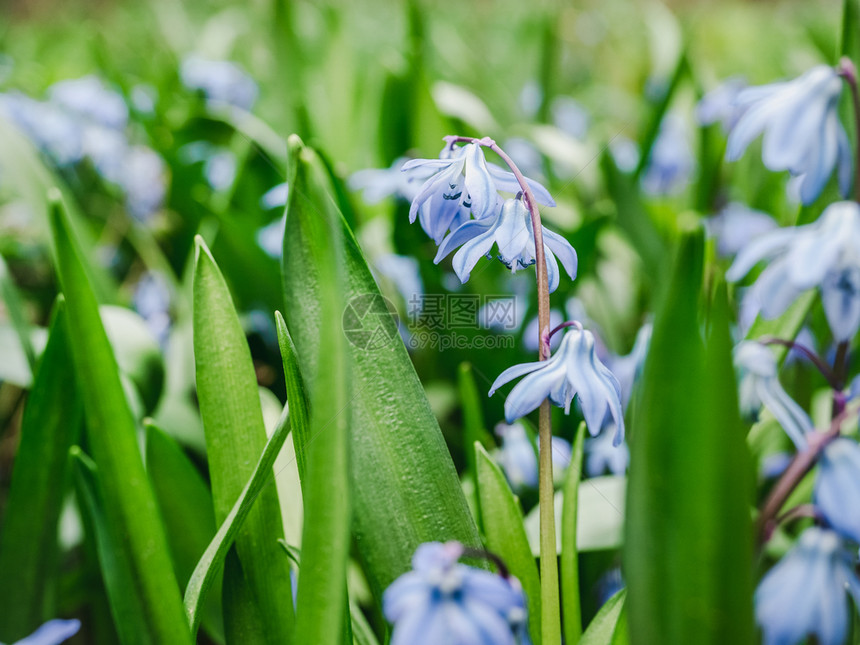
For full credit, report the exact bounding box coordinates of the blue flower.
[180,55,258,111]
[726,65,852,204]
[815,438,860,543]
[608,321,651,409]
[383,542,531,645]
[490,326,625,444]
[403,142,555,244]
[495,422,572,491]
[0,93,83,165]
[640,114,694,196]
[704,202,777,257]
[261,182,289,210]
[3,619,81,645]
[727,201,860,342]
[756,527,860,645]
[349,157,422,205]
[434,197,577,293]
[49,75,128,130]
[585,429,629,477]
[119,146,168,221]
[696,77,746,131]
[734,341,812,450]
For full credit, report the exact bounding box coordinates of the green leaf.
[192,236,294,642]
[841,0,860,65]
[0,252,37,374]
[625,230,755,645]
[48,192,191,645]
[579,589,628,645]
[275,311,310,486]
[350,602,382,645]
[561,422,587,645]
[0,302,80,641]
[145,421,224,644]
[284,137,352,645]
[459,362,492,484]
[183,403,294,638]
[281,135,482,597]
[71,448,148,645]
[474,442,541,645]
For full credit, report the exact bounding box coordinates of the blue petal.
[542,228,578,280]
[452,230,497,283]
[837,124,854,198]
[754,377,811,450]
[494,200,531,268]
[751,260,805,320]
[725,227,798,282]
[464,144,498,219]
[504,360,568,422]
[486,162,556,207]
[543,244,561,294]
[436,218,497,263]
[409,162,461,224]
[815,439,860,543]
[489,360,548,397]
[821,266,860,341]
[14,620,81,645]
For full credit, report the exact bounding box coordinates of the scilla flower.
[435,197,577,293]
[383,542,531,645]
[726,65,852,204]
[586,429,629,477]
[727,201,860,342]
[815,438,860,543]
[489,325,624,445]
[1,619,81,645]
[696,77,746,131]
[403,142,555,243]
[734,341,812,450]
[349,157,421,204]
[756,527,860,645]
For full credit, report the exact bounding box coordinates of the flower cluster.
[383,542,531,645]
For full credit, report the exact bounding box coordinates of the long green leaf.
[281,135,482,599]
[145,421,224,644]
[625,230,755,645]
[183,404,293,637]
[0,253,37,375]
[459,362,492,482]
[561,422,587,645]
[475,442,541,644]
[285,136,352,645]
[0,301,80,641]
[275,311,310,486]
[192,236,294,642]
[579,589,628,645]
[48,192,191,645]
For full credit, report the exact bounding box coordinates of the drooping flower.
[434,197,577,293]
[756,527,860,645]
[704,202,778,257]
[4,618,81,645]
[489,326,625,444]
[585,428,629,477]
[734,341,812,450]
[815,438,860,543]
[402,142,555,243]
[696,77,746,131]
[726,65,852,204]
[383,542,531,645]
[640,114,694,197]
[727,201,860,342]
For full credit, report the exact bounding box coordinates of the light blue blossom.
[704,202,777,257]
[727,201,860,342]
[435,197,577,293]
[119,146,168,220]
[261,182,289,210]
[608,321,651,409]
[641,114,694,196]
[1,619,81,645]
[696,77,746,131]
[349,157,420,204]
[551,97,590,140]
[734,341,812,450]
[403,142,555,243]
[490,326,625,444]
[180,55,258,111]
[756,527,860,645]
[133,272,172,347]
[375,253,424,311]
[586,427,629,477]
[383,542,531,645]
[494,422,572,492]
[609,136,639,173]
[49,75,128,130]
[0,93,83,165]
[815,438,860,543]
[257,215,285,259]
[726,65,852,204]
[205,149,238,191]
[82,125,128,184]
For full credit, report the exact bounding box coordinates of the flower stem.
[447,134,562,645]
[838,57,860,201]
